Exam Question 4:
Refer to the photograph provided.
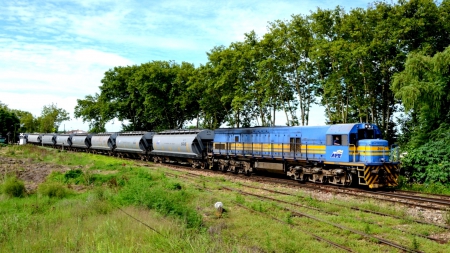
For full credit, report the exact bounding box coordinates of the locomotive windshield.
[357,129,380,140]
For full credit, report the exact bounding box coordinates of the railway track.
[157,161,450,212]
[162,169,433,252]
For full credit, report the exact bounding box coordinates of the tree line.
[75,0,450,147]
[0,102,69,143]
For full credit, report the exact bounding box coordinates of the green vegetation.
[38,182,71,198]
[0,101,69,139]
[1,176,26,198]
[1,145,450,252]
[0,105,20,143]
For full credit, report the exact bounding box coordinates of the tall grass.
[1,176,26,198]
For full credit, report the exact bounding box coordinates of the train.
[20,123,400,189]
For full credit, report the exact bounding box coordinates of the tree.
[266,15,317,126]
[137,61,199,130]
[74,94,106,133]
[187,63,231,129]
[0,101,8,110]
[38,103,70,133]
[0,108,20,143]
[392,46,450,146]
[11,109,38,133]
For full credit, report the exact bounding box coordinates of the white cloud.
[0,42,132,132]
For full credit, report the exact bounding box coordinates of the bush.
[64,169,83,184]
[114,175,202,229]
[402,133,450,184]
[1,177,26,197]
[38,182,70,198]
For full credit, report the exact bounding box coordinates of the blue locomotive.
[22,123,399,189]
[210,123,399,188]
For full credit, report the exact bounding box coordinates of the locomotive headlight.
[365,124,371,129]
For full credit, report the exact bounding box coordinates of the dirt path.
[0,156,69,192]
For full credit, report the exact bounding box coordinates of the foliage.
[37,182,70,198]
[37,103,70,133]
[64,169,84,184]
[75,62,200,131]
[1,176,26,198]
[401,124,450,184]
[0,107,20,143]
[74,94,106,133]
[392,46,450,147]
[11,109,38,133]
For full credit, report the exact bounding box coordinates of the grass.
[397,176,450,195]
[1,176,26,197]
[1,145,450,252]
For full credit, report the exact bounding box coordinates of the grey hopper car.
[90,132,118,155]
[71,134,92,151]
[42,134,57,146]
[27,134,42,145]
[151,129,214,167]
[55,134,73,147]
[115,131,156,160]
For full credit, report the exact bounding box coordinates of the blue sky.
[0,0,372,131]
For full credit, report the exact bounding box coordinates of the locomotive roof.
[326,123,379,135]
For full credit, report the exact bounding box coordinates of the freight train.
[21,123,400,189]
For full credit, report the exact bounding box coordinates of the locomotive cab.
[325,123,386,163]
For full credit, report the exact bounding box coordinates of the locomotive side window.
[234,136,239,142]
[332,135,341,145]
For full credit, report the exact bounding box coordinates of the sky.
[0,0,373,132]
